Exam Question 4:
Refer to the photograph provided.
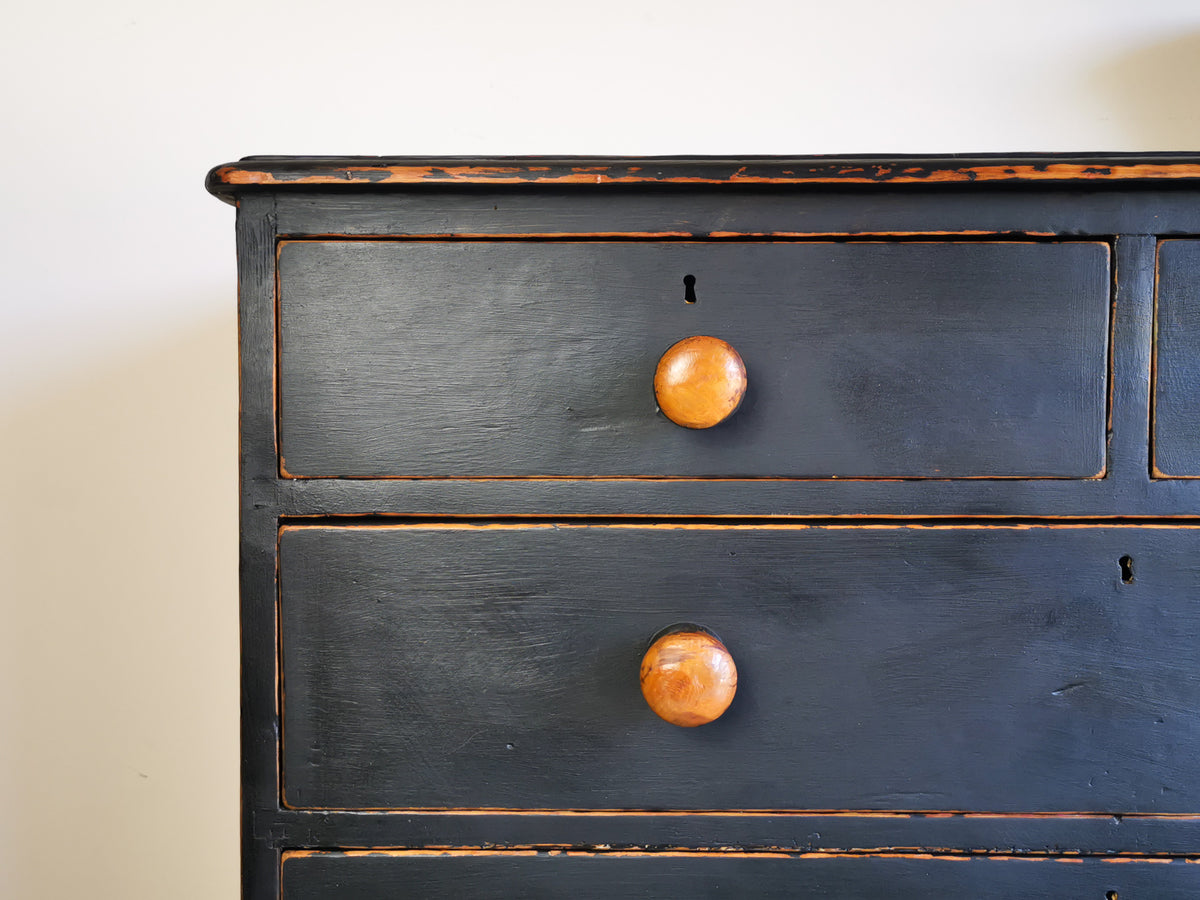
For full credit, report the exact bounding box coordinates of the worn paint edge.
[212,162,1200,192]
[279,847,1193,861]
[268,805,1200,819]
[277,521,1200,535]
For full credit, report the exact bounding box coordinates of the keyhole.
[1105,891,1118,900]
[1119,555,1134,584]
[683,274,697,303]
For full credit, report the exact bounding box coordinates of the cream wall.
[3,2,1200,897]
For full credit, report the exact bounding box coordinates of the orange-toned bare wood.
[283,854,1190,868]
[213,162,1200,189]
[654,336,747,429]
[640,630,738,727]
[279,523,1200,537]
[272,803,1200,816]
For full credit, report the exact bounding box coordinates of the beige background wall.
[3,1,1200,896]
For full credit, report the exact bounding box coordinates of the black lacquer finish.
[213,156,1200,899]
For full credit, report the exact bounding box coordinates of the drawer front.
[1155,239,1200,476]
[281,851,1199,899]
[279,524,1198,812]
[278,241,1109,479]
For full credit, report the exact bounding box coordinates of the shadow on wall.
[1091,32,1200,148]
[0,310,239,899]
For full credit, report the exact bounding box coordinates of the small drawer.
[1155,239,1200,476]
[279,523,1199,812]
[277,240,1109,479]
[281,850,1199,899]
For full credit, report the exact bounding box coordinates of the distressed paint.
[217,156,1200,898]
[276,240,1109,479]
[207,156,1200,202]
[278,524,1200,813]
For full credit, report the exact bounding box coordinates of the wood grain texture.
[280,850,1200,899]
[235,195,284,900]
[640,629,737,726]
[278,240,1109,479]
[279,524,1200,813]
[654,337,747,430]
[1109,236,1156,485]
[273,188,1200,241]
[1154,240,1200,477]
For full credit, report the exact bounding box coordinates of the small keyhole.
[683,274,697,303]
[1106,891,1119,900]
[1119,555,1134,584]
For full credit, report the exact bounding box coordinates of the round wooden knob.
[654,336,747,429]
[640,626,737,727]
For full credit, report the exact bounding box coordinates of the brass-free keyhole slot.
[1119,555,1134,584]
[683,274,697,303]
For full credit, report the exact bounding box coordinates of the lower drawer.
[281,850,1197,899]
[279,524,1200,812]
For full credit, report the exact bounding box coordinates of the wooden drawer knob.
[654,336,747,429]
[640,626,737,727]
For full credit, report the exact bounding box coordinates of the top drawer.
[277,240,1109,479]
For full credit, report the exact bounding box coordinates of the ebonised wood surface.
[1155,239,1200,477]
[271,187,1200,239]
[281,524,1197,813]
[253,807,1200,855]
[235,195,282,900]
[281,851,1200,899]
[216,157,1200,899]
[278,241,1107,479]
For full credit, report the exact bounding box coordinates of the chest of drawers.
[209,155,1200,897]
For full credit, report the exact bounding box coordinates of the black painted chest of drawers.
[209,155,1200,898]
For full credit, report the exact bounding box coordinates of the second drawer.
[279,523,1198,812]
